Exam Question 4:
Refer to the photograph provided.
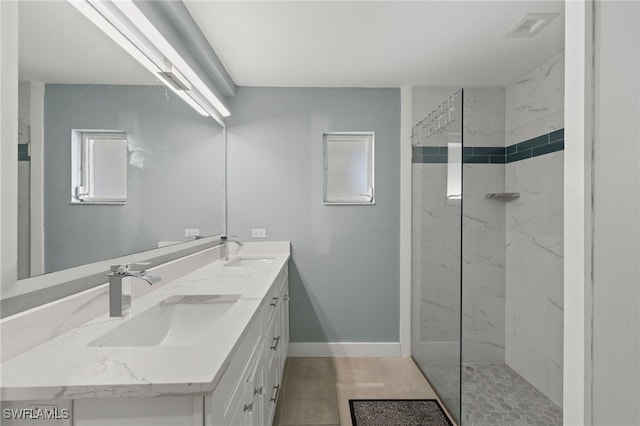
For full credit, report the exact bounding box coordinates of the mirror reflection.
[17,1,224,279]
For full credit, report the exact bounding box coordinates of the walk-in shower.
[410,57,564,426]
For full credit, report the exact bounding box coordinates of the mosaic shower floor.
[421,363,562,425]
[462,364,562,426]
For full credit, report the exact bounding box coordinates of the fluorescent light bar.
[110,1,230,118]
[68,0,228,123]
[155,73,208,116]
[68,1,159,77]
[158,64,191,91]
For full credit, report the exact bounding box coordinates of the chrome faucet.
[107,264,161,317]
[221,235,243,261]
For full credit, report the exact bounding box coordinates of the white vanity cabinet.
[261,268,289,426]
[3,262,290,426]
[206,313,263,426]
[207,265,289,426]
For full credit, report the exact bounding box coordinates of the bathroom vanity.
[0,243,290,426]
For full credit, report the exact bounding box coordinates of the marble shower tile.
[547,359,563,407]
[505,339,525,377]
[464,87,507,147]
[504,145,563,406]
[506,52,565,145]
[462,163,507,363]
[522,344,549,396]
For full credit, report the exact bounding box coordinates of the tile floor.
[273,358,562,426]
[417,362,563,425]
[461,364,562,426]
[273,357,455,426]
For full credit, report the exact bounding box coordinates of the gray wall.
[227,87,400,343]
[44,84,224,273]
[592,2,640,424]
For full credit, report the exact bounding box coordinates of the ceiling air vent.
[506,13,558,38]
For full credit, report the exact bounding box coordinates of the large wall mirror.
[15,1,225,281]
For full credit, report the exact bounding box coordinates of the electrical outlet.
[184,228,200,238]
[252,228,267,238]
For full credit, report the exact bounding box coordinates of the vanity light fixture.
[158,63,191,91]
[68,0,229,123]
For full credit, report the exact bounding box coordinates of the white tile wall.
[411,87,464,365]
[412,163,461,348]
[505,52,564,408]
[505,52,565,146]
[411,57,563,406]
[460,89,507,363]
[464,87,507,147]
[462,161,506,363]
[411,87,507,364]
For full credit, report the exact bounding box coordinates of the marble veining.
[460,93,507,365]
[506,52,564,146]
[505,52,564,407]
[463,88,506,147]
[412,87,507,421]
[0,243,290,401]
[412,66,563,416]
[1,244,228,362]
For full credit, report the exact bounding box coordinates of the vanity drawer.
[263,340,282,425]
[264,266,288,325]
[264,310,281,373]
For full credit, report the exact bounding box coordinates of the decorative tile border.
[464,146,506,164]
[506,128,564,163]
[412,129,564,164]
[411,146,449,164]
[18,143,30,161]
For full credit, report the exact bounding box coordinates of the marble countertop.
[0,245,290,401]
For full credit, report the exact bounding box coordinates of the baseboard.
[288,342,401,357]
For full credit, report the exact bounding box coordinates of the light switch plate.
[252,228,267,238]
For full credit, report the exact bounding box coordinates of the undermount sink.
[224,257,275,267]
[89,294,241,347]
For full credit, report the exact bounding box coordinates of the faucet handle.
[109,262,150,274]
[110,264,130,274]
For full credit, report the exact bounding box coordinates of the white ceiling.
[18,1,565,90]
[19,1,157,85]
[184,0,565,88]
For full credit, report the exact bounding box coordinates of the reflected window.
[71,130,127,204]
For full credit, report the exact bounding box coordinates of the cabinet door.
[206,317,261,426]
[227,394,250,426]
[249,357,265,426]
[262,316,281,426]
[262,365,280,426]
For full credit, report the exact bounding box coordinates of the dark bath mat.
[349,399,453,426]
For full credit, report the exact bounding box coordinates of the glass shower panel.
[411,89,463,423]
